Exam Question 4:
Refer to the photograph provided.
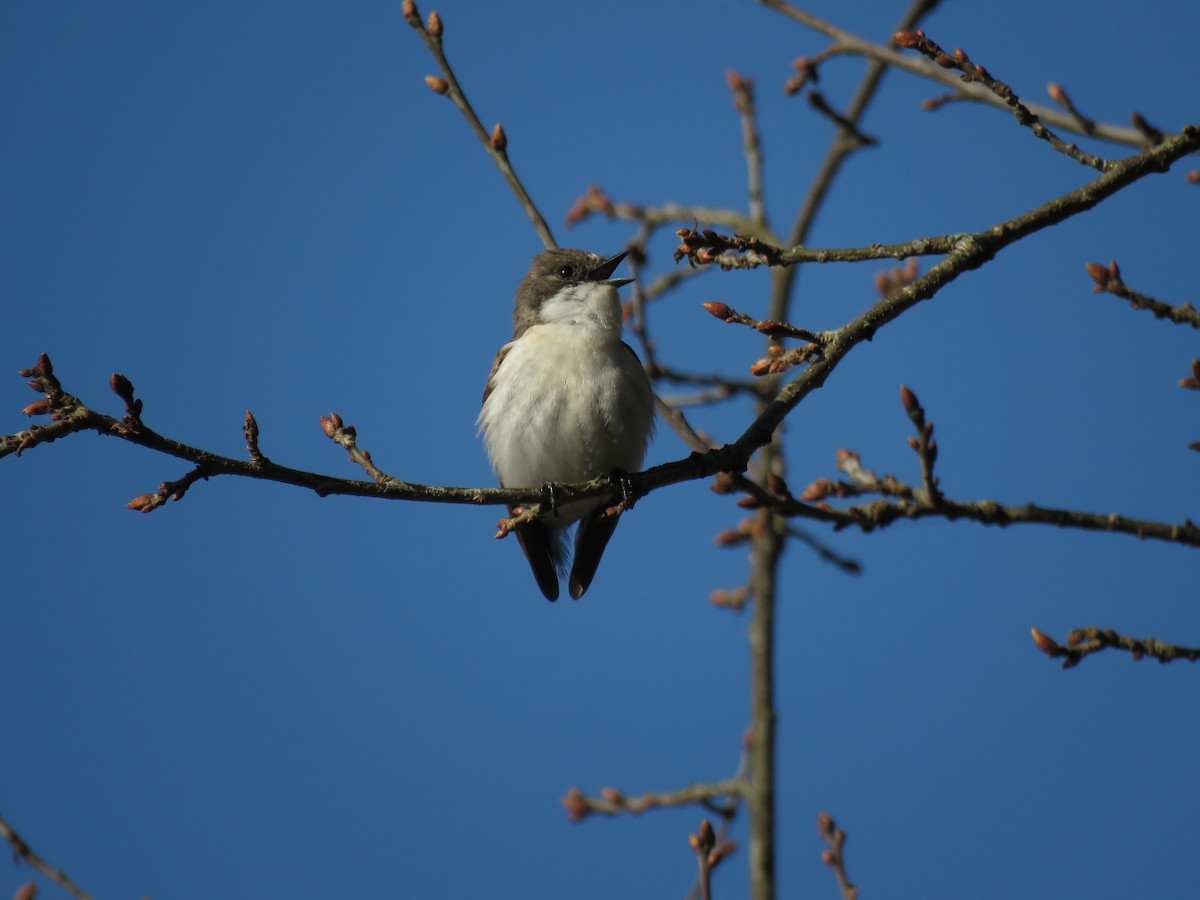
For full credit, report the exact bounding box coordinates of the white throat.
[535,281,623,334]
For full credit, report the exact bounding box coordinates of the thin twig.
[561,778,748,822]
[727,71,768,227]
[403,1,556,248]
[817,813,858,900]
[1085,260,1200,327]
[0,813,92,900]
[758,0,1153,149]
[1031,627,1200,669]
[893,29,1109,170]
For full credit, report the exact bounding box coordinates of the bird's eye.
[556,265,575,278]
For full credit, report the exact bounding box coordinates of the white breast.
[479,319,654,526]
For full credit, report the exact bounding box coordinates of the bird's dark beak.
[592,251,633,288]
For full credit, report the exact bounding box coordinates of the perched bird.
[478,248,655,600]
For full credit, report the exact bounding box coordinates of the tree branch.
[1085,260,1200,327]
[403,0,556,249]
[758,0,1158,149]
[0,813,92,900]
[1031,627,1200,669]
[560,778,748,822]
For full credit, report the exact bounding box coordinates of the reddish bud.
[750,358,772,377]
[953,48,967,64]
[899,384,919,412]
[702,301,732,320]
[424,75,449,94]
[22,399,50,416]
[934,53,955,68]
[821,849,835,866]
[37,353,53,377]
[714,528,747,547]
[709,473,736,494]
[783,75,804,96]
[564,197,588,226]
[1030,627,1059,655]
[1047,82,1066,104]
[600,786,624,805]
[1187,170,1200,184]
[110,372,135,404]
[1084,261,1109,286]
[401,0,419,23]
[1108,259,1121,280]
[426,10,442,37]
[490,122,507,152]
[725,70,746,92]
[817,811,835,836]
[799,478,832,502]
[709,840,736,867]
[736,496,761,509]
[126,493,159,513]
[874,271,889,296]
[892,30,921,48]
[561,787,588,822]
[906,435,919,451]
[14,883,37,900]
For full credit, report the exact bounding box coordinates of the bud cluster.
[674,227,781,268]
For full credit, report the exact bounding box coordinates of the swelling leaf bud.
[490,122,507,152]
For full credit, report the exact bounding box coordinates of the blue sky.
[3,1,1198,897]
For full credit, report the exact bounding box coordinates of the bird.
[478,247,655,601]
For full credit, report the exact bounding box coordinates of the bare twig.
[1031,627,1200,669]
[757,0,1153,149]
[817,813,858,900]
[560,778,747,822]
[1085,260,1200,328]
[1046,82,1097,136]
[893,29,1110,170]
[0,813,91,900]
[403,0,556,248]
[688,819,736,900]
[899,385,942,505]
[792,448,1200,548]
[701,300,827,346]
[727,71,768,227]
[806,91,878,147]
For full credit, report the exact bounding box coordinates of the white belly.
[479,323,654,525]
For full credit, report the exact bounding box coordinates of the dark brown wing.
[516,518,561,601]
[481,344,510,408]
[568,506,620,600]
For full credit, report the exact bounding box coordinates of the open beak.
[591,251,633,288]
